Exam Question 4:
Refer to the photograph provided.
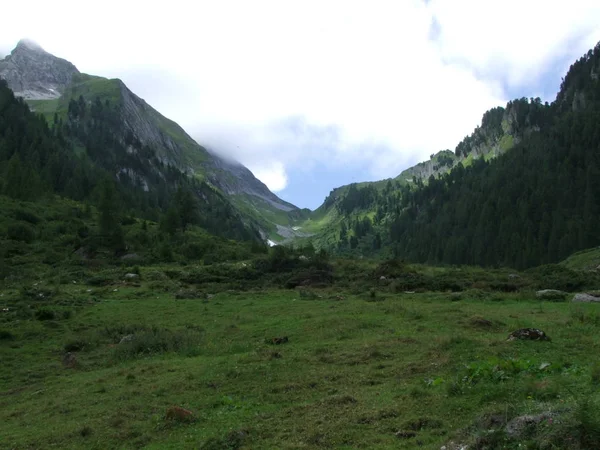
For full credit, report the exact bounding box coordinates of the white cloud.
[1,0,599,194]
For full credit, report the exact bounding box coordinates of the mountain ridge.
[0,39,301,240]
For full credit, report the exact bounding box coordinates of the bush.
[526,264,588,291]
[13,208,41,224]
[7,223,35,243]
[0,330,15,340]
[35,308,56,321]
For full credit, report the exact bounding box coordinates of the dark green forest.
[0,80,259,249]
[328,43,600,269]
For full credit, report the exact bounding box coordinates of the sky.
[1,0,600,209]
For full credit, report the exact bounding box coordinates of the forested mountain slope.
[0,40,302,240]
[309,42,600,269]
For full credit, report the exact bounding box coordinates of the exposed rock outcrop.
[0,39,79,99]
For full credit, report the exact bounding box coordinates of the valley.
[1,33,600,450]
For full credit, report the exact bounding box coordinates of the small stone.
[119,334,135,344]
[395,430,416,439]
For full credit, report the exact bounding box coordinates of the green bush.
[13,208,41,224]
[35,308,56,321]
[7,223,35,243]
[526,264,588,291]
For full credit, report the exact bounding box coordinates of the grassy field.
[1,264,600,449]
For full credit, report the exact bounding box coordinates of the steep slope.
[0,40,301,240]
[308,42,600,268]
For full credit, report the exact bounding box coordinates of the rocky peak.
[0,39,79,100]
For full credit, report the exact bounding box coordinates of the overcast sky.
[2,1,600,209]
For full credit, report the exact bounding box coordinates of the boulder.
[507,328,550,341]
[536,289,567,301]
[124,273,139,280]
[165,406,194,422]
[508,274,520,279]
[572,293,600,303]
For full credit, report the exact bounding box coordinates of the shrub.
[7,223,35,243]
[0,330,15,340]
[13,208,41,224]
[35,308,56,321]
[526,264,587,291]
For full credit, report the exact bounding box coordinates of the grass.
[1,268,599,448]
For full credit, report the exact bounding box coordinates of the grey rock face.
[0,39,79,99]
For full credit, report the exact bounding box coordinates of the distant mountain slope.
[0,39,301,240]
[307,42,600,268]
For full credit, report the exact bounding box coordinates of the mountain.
[306,42,600,269]
[0,40,302,241]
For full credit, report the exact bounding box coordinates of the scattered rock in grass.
[119,334,135,344]
[165,406,194,422]
[395,430,417,439]
[508,273,520,279]
[536,289,567,301]
[124,273,139,280]
[440,442,469,450]
[175,289,204,300]
[380,276,386,280]
[266,336,289,345]
[572,292,600,303]
[62,352,78,368]
[507,328,550,341]
[505,412,554,438]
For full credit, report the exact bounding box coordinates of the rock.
[124,273,139,280]
[120,253,140,260]
[508,273,520,279]
[379,276,386,280]
[572,293,600,303]
[0,40,79,100]
[165,406,194,422]
[119,334,135,344]
[299,255,309,261]
[505,412,554,438]
[536,289,567,301]
[267,336,289,345]
[507,328,550,341]
[62,352,78,368]
[395,430,416,439]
